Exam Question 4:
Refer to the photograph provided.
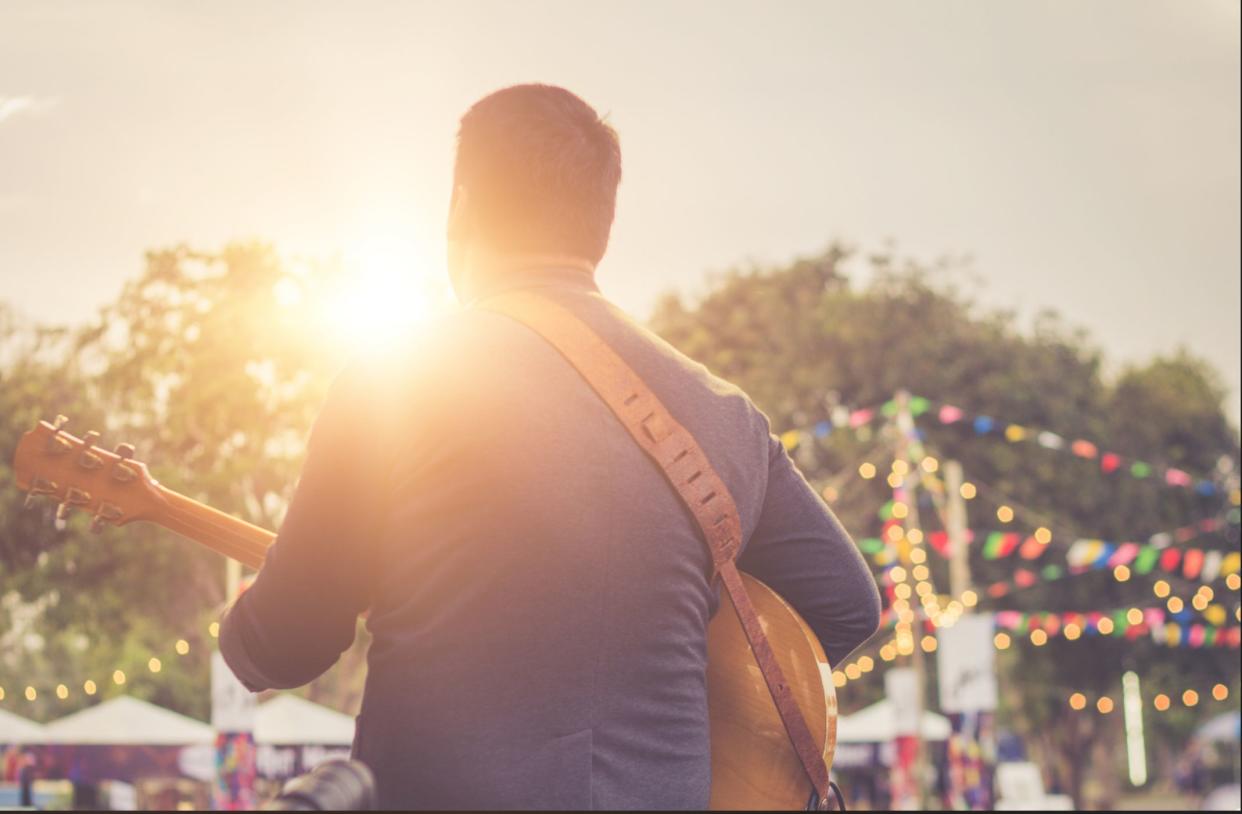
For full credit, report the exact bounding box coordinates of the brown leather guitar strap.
[480,291,832,808]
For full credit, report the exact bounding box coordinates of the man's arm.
[737,433,881,667]
[219,364,390,691]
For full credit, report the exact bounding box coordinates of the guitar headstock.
[13,416,165,531]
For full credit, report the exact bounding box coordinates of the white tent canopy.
[43,695,214,745]
[0,708,47,744]
[255,694,355,746]
[836,699,952,743]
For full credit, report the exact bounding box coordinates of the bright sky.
[1,1,1239,421]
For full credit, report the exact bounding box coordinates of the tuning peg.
[90,502,123,533]
[81,430,100,449]
[52,414,69,432]
[114,443,136,460]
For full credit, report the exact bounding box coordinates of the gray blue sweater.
[220,265,881,809]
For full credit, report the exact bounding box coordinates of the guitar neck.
[151,485,274,570]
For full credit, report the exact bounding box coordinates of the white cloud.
[0,95,59,124]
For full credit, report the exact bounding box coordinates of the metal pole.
[894,390,929,810]
[944,460,971,603]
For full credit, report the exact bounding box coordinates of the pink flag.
[938,404,964,424]
[848,408,875,429]
[1164,468,1192,487]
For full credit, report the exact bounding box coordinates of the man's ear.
[447,184,470,243]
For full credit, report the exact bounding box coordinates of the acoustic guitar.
[13,416,837,810]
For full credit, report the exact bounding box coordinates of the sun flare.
[276,235,451,355]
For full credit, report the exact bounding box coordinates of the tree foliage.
[652,243,1240,805]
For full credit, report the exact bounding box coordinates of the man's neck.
[456,248,599,305]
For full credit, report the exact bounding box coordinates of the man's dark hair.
[454,84,622,265]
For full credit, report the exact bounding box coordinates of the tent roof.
[836,699,952,743]
[0,708,47,744]
[43,695,214,745]
[255,694,355,746]
[1194,711,1241,743]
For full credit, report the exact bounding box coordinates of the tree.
[652,243,1240,805]
[1,244,366,721]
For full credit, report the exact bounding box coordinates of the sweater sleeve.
[219,362,390,691]
[737,434,882,666]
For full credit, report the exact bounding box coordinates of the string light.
[891,502,909,519]
[844,663,861,680]
[994,632,1011,650]
[910,547,927,564]
[832,671,846,688]
[960,482,977,500]
[1126,608,1144,626]
[148,657,162,673]
[1153,694,1171,711]
[996,505,1014,523]
[1227,574,1241,591]
[112,670,126,686]
[891,460,909,476]
[1113,565,1131,582]
[1153,580,1171,598]
[859,462,876,479]
[880,644,897,662]
[175,639,190,656]
[0,687,5,701]
[1064,622,1082,641]
[1069,693,1087,710]
[1182,690,1199,707]
[1212,684,1229,701]
[83,680,97,695]
[24,686,37,701]
[921,635,938,653]
[887,472,903,488]
[1097,618,1115,635]
[906,528,924,545]
[209,622,220,638]
[1097,697,1114,714]
[962,590,978,608]
[1030,629,1048,646]
[858,656,874,673]
[1167,597,1184,613]
[55,684,68,700]
[921,457,939,473]
[1034,527,1052,544]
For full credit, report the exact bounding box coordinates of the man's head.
[448,84,622,282]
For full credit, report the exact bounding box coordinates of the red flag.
[996,533,1022,558]
[927,531,951,557]
[1182,548,1205,580]
[1159,548,1182,573]
[1100,453,1121,473]
[1018,536,1046,560]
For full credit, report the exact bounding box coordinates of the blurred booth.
[830,700,951,810]
[3,693,357,810]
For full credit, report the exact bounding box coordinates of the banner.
[937,616,999,713]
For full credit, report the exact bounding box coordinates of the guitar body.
[708,573,837,810]
[15,419,837,810]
